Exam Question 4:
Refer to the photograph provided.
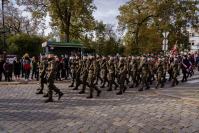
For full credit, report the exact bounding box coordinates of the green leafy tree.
[118,0,199,54]
[17,0,96,42]
[7,33,44,56]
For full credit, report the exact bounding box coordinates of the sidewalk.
[0,79,71,85]
[156,71,199,103]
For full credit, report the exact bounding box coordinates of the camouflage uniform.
[73,58,83,90]
[69,57,77,87]
[79,57,90,94]
[117,58,127,95]
[36,57,48,94]
[129,57,139,88]
[138,58,150,91]
[107,58,118,91]
[45,56,63,103]
[155,59,164,89]
[171,58,179,86]
[100,57,108,88]
[87,57,101,98]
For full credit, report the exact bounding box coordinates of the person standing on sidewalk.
[23,53,31,81]
[13,57,21,81]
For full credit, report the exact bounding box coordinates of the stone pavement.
[0,79,199,133]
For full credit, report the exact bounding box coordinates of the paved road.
[0,80,199,133]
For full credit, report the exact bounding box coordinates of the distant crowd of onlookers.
[0,53,71,82]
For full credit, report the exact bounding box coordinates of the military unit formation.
[36,53,195,103]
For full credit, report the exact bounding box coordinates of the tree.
[7,33,44,56]
[118,0,199,54]
[17,0,96,42]
[0,1,39,35]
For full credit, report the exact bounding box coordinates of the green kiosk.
[42,41,85,56]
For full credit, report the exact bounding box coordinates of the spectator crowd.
[0,53,70,82]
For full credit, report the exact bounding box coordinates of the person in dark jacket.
[3,59,13,82]
[181,55,191,82]
[13,57,21,80]
[0,55,5,81]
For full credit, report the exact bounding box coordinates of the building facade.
[188,28,199,52]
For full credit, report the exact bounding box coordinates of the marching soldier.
[36,55,48,94]
[171,58,180,87]
[138,56,150,91]
[117,57,127,95]
[100,57,108,88]
[79,56,89,94]
[87,56,101,98]
[69,56,76,87]
[73,57,83,90]
[45,54,63,103]
[129,56,139,88]
[155,58,165,89]
[107,57,118,91]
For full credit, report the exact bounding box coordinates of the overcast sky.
[93,0,129,25]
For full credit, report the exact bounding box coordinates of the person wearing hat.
[45,54,63,103]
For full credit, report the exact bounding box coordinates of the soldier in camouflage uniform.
[95,56,103,85]
[100,57,109,88]
[87,56,101,98]
[69,56,76,87]
[138,56,150,91]
[107,57,118,91]
[171,58,179,87]
[117,57,127,95]
[155,58,165,89]
[45,54,63,103]
[129,56,139,88]
[73,57,83,90]
[79,56,89,94]
[36,55,48,94]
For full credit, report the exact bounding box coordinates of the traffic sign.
[163,32,169,38]
[163,39,168,45]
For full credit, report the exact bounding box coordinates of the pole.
[2,0,5,49]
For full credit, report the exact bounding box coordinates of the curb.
[0,80,71,85]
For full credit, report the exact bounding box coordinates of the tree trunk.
[65,12,71,43]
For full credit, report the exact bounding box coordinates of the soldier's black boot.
[43,93,49,97]
[69,84,74,87]
[115,85,118,90]
[116,91,123,95]
[79,90,85,94]
[107,83,112,91]
[123,86,127,92]
[36,90,43,94]
[138,88,143,91]
[58,92,64,100]
[73,87,78,90]
[87,88,93,99]
[45,98,53,103]
[87,93,93,99]
[129,84,134,88]
[97,90,101,97]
